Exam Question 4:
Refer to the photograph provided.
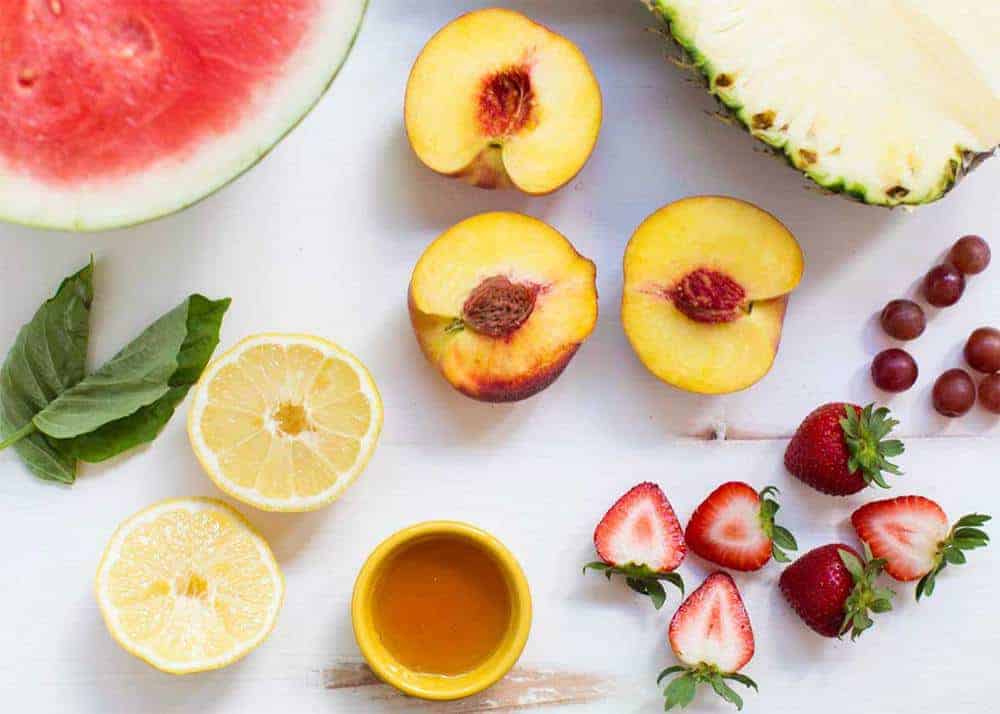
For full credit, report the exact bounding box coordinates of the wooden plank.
[0,439,996,712]
[323,663,613,711]
[0,2,996,713]
[0,2,996,445]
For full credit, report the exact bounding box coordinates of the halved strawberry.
[658,572,758,711]
[584,482,686,609]
[685,483,797,571]
[851,496,991,600]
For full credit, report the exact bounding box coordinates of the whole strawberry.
[785,403,903,496]
[779,543,894,639]
[852,496,991,600]
[584,482,686,609]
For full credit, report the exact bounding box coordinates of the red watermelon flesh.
[0,0,323,183]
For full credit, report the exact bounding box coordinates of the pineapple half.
[647,0,1000,206]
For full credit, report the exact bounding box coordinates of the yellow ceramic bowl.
[352,521,532,701]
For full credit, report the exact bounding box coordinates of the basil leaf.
[0,262,93,483]
[34,302,186,437]
[43,296,231,462]
[1,261,229,482]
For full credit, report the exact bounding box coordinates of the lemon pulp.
[95,498,284,674]
[188,334,383,512]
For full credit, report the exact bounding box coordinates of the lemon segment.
[95,498,284,675]
[188,334,383,512]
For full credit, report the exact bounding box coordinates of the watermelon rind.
[0,0,368,232]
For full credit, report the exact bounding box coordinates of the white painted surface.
[0,2,997,712]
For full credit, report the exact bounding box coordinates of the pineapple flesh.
[649,0,1000,206]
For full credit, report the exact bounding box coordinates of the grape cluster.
[873,235,997,416]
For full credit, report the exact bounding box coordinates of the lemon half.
[188,334,383,512]
[95,498,284,674]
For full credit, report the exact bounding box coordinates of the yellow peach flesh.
[622,197,803,394]
[409,212,597,401]
[404,8,602,194]
[624,293,789,394]
[625,197,804,301]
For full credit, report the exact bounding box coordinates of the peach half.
[404,9,602,195]
[409,212,598,402]
[622,197,804,395]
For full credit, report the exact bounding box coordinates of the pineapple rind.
[647,0,994,207]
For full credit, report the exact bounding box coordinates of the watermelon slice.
[0,0,367,231]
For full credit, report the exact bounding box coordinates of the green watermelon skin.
[0,0,368,231]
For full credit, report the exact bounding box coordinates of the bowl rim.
[351,520,532,701]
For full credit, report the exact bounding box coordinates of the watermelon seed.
[16,70,37,89]
[117,17,155,58]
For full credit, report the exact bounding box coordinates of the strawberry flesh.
[594,482,686,572]
[669,572,755,673]
[686,482,771,572]
[852,497,990,600]
[852,496,949,581]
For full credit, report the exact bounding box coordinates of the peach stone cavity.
[670,268,747,324]
[462,276,539,338]
[478,66,535,138]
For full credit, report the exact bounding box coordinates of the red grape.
[879,300,926,340]
[950,235,991,275]
[932,369,976,417]
[980,374,1000,415]
[964,327,1000,374]
[923,264,965,307]
[871,349,918,392]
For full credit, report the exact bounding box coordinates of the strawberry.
[785,403,904,496]
[851,496,991,600]
[584,482,686,609]
[779,543,894,639]
[685,483,797,571]
[658,572,758,711]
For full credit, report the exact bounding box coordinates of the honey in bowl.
[371,535,513,676]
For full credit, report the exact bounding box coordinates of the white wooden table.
[1,2,997,712]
